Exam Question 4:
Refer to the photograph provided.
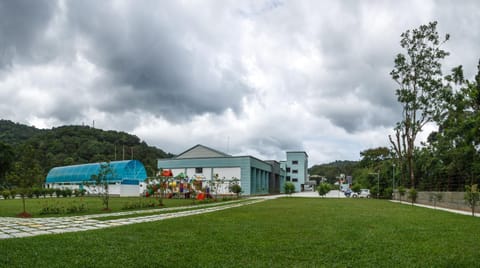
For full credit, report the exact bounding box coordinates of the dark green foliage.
[229,184,242,198]
[1,189,10,199]
[383,187,393,199]
[283,182,295,195]
[408,188,418,204]
[317,183,331,197]
[351,183,361,194]
[398,186,406,202]
[309,160,357,183]
[40,200,87,215]
[0,120,173,185]
[0,141,14,187]
[464,184,479,216]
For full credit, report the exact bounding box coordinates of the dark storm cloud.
[0,0,57,69]
[63,1,250,121]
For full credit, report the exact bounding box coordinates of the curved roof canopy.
[46,160,147,184]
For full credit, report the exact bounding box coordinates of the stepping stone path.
[0,199,265,240]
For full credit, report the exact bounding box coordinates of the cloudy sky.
[1,0,479,165]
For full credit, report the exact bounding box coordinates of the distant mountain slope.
[0,120,43,146]
[309,160,358,182]
[0,120,173,177]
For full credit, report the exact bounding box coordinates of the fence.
[393,191,470,212]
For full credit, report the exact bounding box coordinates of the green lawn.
[1,198,478,267]
[0,196,201,217]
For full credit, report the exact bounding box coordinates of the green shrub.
[32,187,42,198]
[383,187,393,199]
[40,200,87,215]
[10,189,16,199]
[284,182,295,195]
[317,183,330,197]
[229,184,242,198]
[66,188,73,197]
[408,188,418,204]
[55,189,63,198]
[46,188,55,197]
[1,190,10,199]
[351,183,362,194]
[464,184,480,216]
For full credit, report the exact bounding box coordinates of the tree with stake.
[464,184,480,216]
[90,162,114,211]
[6,145,43,217]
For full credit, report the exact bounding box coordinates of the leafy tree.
[90,162,115,211]
[389,21,451,188]
[229,184,242,198]
[6,145,43,217]
[317,183,330,197]
[464,184,480,216]
[351,183,362,194]
[408,188,418,205]
[0,142,15,188]
[359,147,391,169]
[284,182,295,196]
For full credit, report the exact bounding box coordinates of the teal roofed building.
[45,160,147,197]
[158,144,308,195]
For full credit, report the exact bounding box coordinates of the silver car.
[352,189,370,198]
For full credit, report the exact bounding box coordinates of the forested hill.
[0,120,173,178]
[309,160,358,183]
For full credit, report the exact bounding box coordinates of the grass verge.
[1,198,479,267]
[0,196,239,217]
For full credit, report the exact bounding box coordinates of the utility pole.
[392,163,396,200]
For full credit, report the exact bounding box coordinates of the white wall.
[120,185,140,197]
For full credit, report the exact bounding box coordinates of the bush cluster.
[122,199,157,210]
[1,188,86,200]
[39,200,87,215]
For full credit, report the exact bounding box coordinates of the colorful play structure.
[145,169,227,200]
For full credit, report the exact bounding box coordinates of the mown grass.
[0,196,198,217]
[1,198,479,267]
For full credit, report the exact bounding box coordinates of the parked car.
[352,189,370,198]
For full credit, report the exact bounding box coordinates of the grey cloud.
[64,1,250,122]
[0,0,58,69]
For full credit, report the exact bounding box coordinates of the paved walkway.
[0,199,265,240]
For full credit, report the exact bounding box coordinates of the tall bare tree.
[389,21,450,188]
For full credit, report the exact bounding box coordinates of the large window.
[286,176,291,181]
[286,167,291,172]
[292,169,298,174]
[292,178,298,182]
[292,160,298,165]
[195,167,203,174]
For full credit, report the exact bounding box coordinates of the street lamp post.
[392,163,396,200]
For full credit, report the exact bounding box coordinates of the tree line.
[0,120,173,190]
[311,22,480,197]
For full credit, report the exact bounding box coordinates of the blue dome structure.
[46,160,147,185]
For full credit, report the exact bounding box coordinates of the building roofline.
[286,151,308,157]
[174,144,232,159]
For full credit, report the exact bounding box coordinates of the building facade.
[282,151,309,191]
[45,160,147,196]
[157,144,307,195]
